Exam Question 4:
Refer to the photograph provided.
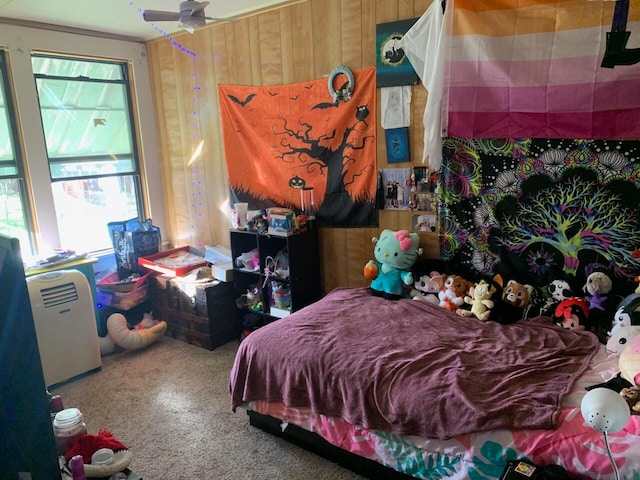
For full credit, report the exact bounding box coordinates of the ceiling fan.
[143,1,237,33]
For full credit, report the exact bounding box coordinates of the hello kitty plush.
[365,229,423,300]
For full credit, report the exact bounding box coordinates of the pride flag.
[404,0,640,168]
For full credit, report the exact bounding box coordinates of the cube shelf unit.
[230,228,322,324]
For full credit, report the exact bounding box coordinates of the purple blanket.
[229,287,599,439]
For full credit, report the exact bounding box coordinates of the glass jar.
[300,187,316,223]
[53,408,87,455]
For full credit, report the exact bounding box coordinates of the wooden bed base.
[247,410,413,480]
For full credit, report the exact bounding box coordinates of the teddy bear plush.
[365,229,423,300]
[583,271,613,312]
[457,279,498,321]
[620,386,640,414]
[438,275,473,311]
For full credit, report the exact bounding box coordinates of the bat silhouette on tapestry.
[228,93,256,107]
[312,81,350,110]
[312,102,339,110]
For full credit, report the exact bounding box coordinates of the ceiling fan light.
[179,17,205,30]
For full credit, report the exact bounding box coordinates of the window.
[32,54,143,253]
[0,50,33,253]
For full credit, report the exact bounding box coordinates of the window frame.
[0,26,164,258]
[31,52,147,254]
[0,48,37,252]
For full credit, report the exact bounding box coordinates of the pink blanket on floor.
[230,287,599,439]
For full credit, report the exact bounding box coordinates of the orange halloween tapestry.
[218,66,377,227]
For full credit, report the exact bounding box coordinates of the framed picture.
[385,127,410,163]
[412,192,436,212]
[382,168,411,209]
[412,166,438,192]
[413,213,437,233]
[376,18,420,87]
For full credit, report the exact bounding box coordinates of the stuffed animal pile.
[365,232,640,340]
[365,232,640,416]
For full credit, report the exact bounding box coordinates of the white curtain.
[401,1,449,171]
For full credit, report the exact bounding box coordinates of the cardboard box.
[212,262,233,282]
[138,246,207,276]
[268,213,295,236]
[204,245,232,264]
[269,306,291,319]
[203,245,233,281]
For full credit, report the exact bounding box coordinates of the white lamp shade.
[580,388,631,433]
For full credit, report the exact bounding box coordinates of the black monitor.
[0,233,60,478]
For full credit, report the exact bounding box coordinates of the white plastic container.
[53,408,87,455]
[91,448,114,465]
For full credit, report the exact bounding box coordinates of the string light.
[131,1,203,247]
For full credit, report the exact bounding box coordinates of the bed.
[229,137,640,479]
[230,286,640,479]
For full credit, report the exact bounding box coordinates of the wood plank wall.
[145,0,437,295]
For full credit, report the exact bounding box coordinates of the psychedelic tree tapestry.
[218,67,377,227]
[438,138,640,299]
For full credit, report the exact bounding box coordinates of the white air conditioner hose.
[106,313,167,351]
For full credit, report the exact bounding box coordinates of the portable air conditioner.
[27,269,101,387]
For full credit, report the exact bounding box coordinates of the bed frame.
[248,410,413,480]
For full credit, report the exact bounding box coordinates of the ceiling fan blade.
[143,10,181,22]
[203,16,240,22]
[189,1,210,16]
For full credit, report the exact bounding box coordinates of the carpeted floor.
[51,337,365,479]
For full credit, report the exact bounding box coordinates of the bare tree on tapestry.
[218,67,378,228]
[271,105,374,226]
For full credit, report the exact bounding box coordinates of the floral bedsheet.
[244,347,640,480]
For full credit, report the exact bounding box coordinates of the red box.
[138,246,208,277]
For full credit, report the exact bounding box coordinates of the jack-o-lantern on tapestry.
[218,66,377,227]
